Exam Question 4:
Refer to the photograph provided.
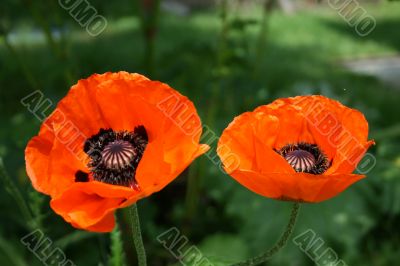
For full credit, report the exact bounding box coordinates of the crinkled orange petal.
[218,95,373,203]
[230,169,365,202]
[26,72,209,232]
[254,103,316,150]
[94,73,208,193]
[50,182,143,232]
[25,73,114,196]
[46,138,88,196]
[83,212,116,232]
[25,125,54,195]
[285,95,373,168]
[218,112,256,173]
[51,74,110,137]
[218,111,294,174]
[326,140,375,175]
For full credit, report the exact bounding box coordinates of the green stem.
[254,0,273,77]
[207,0,229,125]
[230,202,300,266]
[183,0,229,226]
[183,163,200,235]
[130,204,147,266]
[0,158,34,228]
[140,0,161,77]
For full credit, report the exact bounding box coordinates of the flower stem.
[0,158,34,227]
[230,202,301,266]
[130,204,147,266]
[140,0,161,77]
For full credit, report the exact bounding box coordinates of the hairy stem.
[230,202,301,266]
[130,204,147,266]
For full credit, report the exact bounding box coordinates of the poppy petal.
[50,74,110,137]
[326,140,375,175]
[83,212,116,232]
[230,169,365,202]
[218,112,256,173]
[218,95,373,203]
[50,182,142,232]
[25,125,54,195]
[218,110,296,174]
[94,74,208,193]
[26,72,209,231]
[255,103,316,149]
[287,95,372,164]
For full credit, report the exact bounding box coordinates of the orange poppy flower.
[217,95,374,203]
[25,72,209,232]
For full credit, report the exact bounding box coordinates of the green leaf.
[108,221,127,266]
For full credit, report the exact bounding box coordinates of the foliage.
[1,1,400,265]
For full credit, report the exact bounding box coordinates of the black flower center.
[80,126,148,188]
[276,142,330,175]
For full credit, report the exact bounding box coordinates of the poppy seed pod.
[25,72,209,232]
[218,95,374,203]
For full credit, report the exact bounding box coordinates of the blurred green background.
[1,0,400,265]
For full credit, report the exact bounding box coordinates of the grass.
[0,2,400,265]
